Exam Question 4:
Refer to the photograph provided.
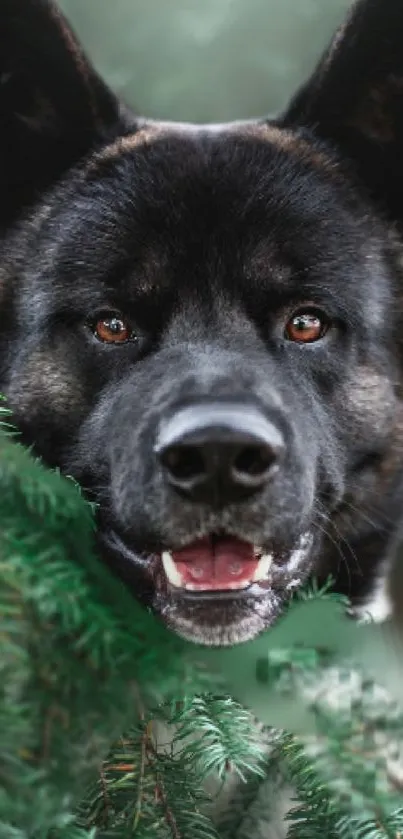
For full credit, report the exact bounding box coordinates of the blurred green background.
[59,0,351,122]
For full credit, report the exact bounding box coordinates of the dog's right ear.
[281,0,403,225]
[0,0,123,224]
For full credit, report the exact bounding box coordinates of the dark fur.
[1,0,403,645]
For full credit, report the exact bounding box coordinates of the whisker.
[314,499,363,585]
[334,495,390,531]
[312,514,352,590]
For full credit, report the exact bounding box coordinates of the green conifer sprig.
[336,809,403,839]
[72,696,267,838]
[0,414,204,835]
[0,403,267,838]
[3,394,403,839]
[166,696,267,782]
[213,735,285,839]
[280,734,344,839]
[76,721,219,839]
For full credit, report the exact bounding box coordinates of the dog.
[1,0,403,646]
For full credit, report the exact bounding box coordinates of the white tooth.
[252,553,273,582]
[184,580,250,591]
[226,580,251,590]
[162,551,183,587]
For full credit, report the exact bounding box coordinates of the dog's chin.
[161,589,285,646]
[98,529,315,646]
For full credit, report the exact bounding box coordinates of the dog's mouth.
[98,529,317,646]
[160,535,274,594]
[100,525,315,622]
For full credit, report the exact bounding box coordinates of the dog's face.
[2,0,403,645]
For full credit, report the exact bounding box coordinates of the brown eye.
[285,309,329,344]
[93,313,133,344]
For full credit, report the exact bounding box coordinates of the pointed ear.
[282,0,403,222]
[0,0,121,222]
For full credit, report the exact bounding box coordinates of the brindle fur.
[1,0,403,645]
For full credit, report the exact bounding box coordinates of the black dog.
[1,0,403,645]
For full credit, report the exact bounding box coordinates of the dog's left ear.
[282,0,403,223]
[0,0,122,223]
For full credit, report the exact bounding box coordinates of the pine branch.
[48,827,96,839]
[75,716,220,839]
[272,661,403,839]
[280,734,342,838]
[0,419,207,836]
[72,695,269,838]
[214,732,285,839]
[167,696,267,782]
[4,394,403,839]
[337,809,403,839]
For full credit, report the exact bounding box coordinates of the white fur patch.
[284,532,313,573]
[353,573,393,624]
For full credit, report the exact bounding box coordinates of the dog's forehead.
[80,117,346,267]
[88,117,337,177]
[78,120,372,293]
[33,116,383,321]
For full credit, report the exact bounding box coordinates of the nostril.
[233,445,276,480]
[156,403,285,503]
[161,445,206,482]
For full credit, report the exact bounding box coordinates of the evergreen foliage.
[1,396,403,839]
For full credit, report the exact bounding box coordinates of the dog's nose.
[155,403,285,504]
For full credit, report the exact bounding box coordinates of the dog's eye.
[285,308,329,344]
[92,313,135,344]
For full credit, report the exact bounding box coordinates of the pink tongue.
[171,538,258,590]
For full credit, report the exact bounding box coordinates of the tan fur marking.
[341,365,397,442]
[8,350,85,419]
[242,123,338,176]
[87,121,338,179]
[334,368,403,532]
[331,390,403,545]
[86,126,164,173]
